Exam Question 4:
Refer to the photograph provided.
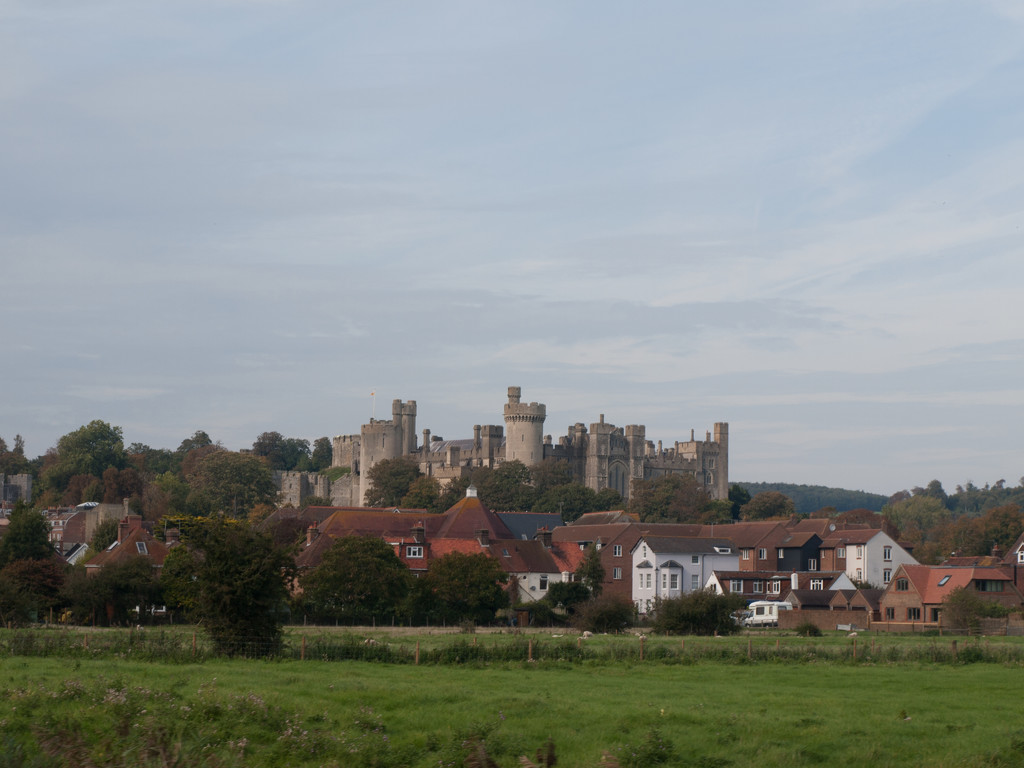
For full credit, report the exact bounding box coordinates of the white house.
[819,529,917,588]
[631,536,739,614]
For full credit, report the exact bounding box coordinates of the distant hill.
[735,482,888,517]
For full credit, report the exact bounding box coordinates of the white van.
[743,601,792,627]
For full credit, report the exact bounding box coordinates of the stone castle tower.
[357,399,417,504]
[503,386,546,466]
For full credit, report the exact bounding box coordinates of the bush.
[795,621,822,637]
[573,594,635,633]
[650,590,746,636]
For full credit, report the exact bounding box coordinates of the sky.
[3,1,1024,497]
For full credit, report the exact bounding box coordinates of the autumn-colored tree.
[740,491,796,521]
[185,450,277,518]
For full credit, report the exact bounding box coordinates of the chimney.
[791,572,799,590]
[538,528,552,549]
[165,528,180,547]
[122,498,130,516]
[477,528,490,546]
[412,522,425,544]
[117,518,130,544]
[306,524,320,548]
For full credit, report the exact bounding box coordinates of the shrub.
[650,590,746,636]
[573,594,635,633]
[795,621,822,637]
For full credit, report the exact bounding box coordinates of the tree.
[629,475,710,523]
[475,460,536,512]
[400,476,442,512]
[185,450,277,518]
[425,552,508,625]
[0,556,65,625]
[651,590,746,636]
[593,487,624,512]
[90,518,119,551]
[0,503,53,569]
[728,484,751,518]
[310,437,333,471]
[529,459,573,497]
[576,543,605,597]
[62,557,162,626]
[740,491,795,521]
[41,420,128,496]
[252,432,311,471]
[0,433,31,476]
[942,586,1010,631]
[572,593,634,633]
[298,536,410,624]
[177,430,213,455]
[533,483,598,522]
[882,495,951,550]
[177,518,295,655]
[544,580,591,615]
[364,458,422,507]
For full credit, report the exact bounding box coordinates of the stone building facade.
[312,386,728,508]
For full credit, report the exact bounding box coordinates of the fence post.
[528,639,533,662]
[747,638,752,659]
[951,640,957,659]
[301,635,306,661]
[776,638,780,653]
[192,633,196,657]
[578,636,582,650]
[84,634,88,650]
[415,641,420,665]
[640,635,645,661]
[853,638,857,660]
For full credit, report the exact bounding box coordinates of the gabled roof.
[497,512,563,540]
[787,589,834,608]
[85,527,169,570]
[634,536,736,555]
[571,510,636,526]
[896,564,1014,605]
[435,493,514,539]
[820,528,886,547]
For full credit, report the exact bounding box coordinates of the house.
[878,563,1024,628]
[83,515,172,576]
[819,529,917,587]
[295,486,581,604]
[707,570,854,602]
[631,536,738,614]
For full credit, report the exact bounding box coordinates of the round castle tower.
[503,386,546,466]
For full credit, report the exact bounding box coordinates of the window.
[613,545,622,557]
[741,549,751,561]
[646,573,653,589]
[777,548,785,559]
[895,578,909,591]
[883,546,892,561]
[1018,550,1024,565]
[769,580,781,594]
[931,608,942,622]
[855,568,862,581]
[907,607,921,621]
[691,574,700,590]
[883,569,892,584]
[752,580,764,593]
[885,607,895,620]
[406,545,423,558]
[539,575,548,591]
[807,559,818,572]
[810,579,824,590]
[670,573,678,589]
[136,542,148,555]
[856,545,864,558]
[758,548,767,560]
[837,547,846,559]
[729,579,743,592]
[662,573,667,589]
[691,555,699,564]
[976,580,1005,592]
[612,567,622,580]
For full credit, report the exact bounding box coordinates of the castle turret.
[503,386,546,466]
[713,422,729,500]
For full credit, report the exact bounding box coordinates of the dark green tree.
[576,543,605,597]
[0,434,31,476]
[400,476,442,512]
[298,536,410,624]
[593,487,624,512]
[310,437,333,471]
[90,518,119,551]
[41,420,128,496]
[533,483,598,522]
[0,503,53,569]
[545,580,592,615]
[0,556,65,625]
[740,491,796,521]
[529,459,573,497]
[476,460,536,512]
[364,458,423,507]
[177,518,295,655]
[185,450,277,518]
[572,593,634,633]
[728,484,751,518]
[62,557,162,626]
[425,551,508,624]
[629,474,710,523]
[651,589,746,635]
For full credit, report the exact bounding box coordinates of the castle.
[272,387,728,508]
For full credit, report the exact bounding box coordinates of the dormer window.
[136,542,148,555]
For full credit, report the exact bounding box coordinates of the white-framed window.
[136,542,148,555]
[883,569,892,584]
[810,579,824,590]
[612,567,622,580]
[670,574,678,589]
[808,559,818,572]
[729,579,743,592]
[883,546,892,561]
[856,545,864,558]
[406,545,423,558]
[691,555,699,564]
[691,574,700,590]
[856,568,863,581]
[837,547,846,559]
[777,548,785,559]
[646,573,653,588]
[613,545,622,557]
[758,548,767,560]
[1017,550,1024,564]
[662,573,667,589]
[539,575,548,590]
[742,549,751,560]
[752,580,764,593]
[769,580,781,594]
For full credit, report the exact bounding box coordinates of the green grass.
[3,648,1024,767]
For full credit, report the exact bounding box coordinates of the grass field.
[3,629,1024,767]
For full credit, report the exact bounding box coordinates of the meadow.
[2,628,1024,767]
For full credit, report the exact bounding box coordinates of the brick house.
[878,563,1024,628]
